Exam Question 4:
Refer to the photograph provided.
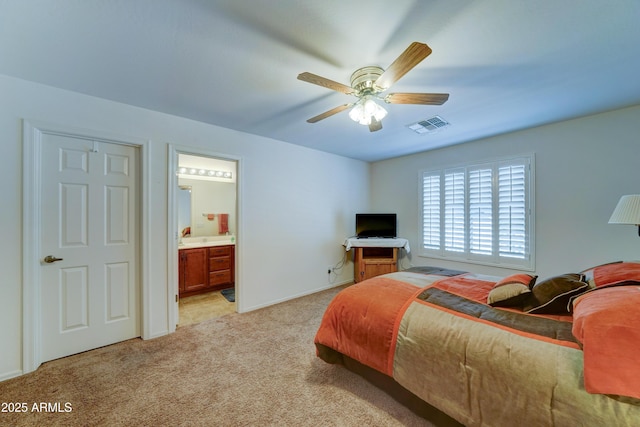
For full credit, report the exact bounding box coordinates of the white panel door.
[40,134,139,362]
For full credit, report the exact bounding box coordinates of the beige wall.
[0,74,369,380]
[371,105,640,279]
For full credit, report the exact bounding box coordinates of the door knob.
[44,255,64,263]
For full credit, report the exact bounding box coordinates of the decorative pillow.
[524,273,588,314]
[487,274,537,307]
[580,261,640,288]
[567,279,640,313]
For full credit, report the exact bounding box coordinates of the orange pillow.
[572,286,640,399]
[581,261,640,288]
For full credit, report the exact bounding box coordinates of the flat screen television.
[355,213,397,238]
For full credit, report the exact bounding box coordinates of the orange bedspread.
[314,276,420,375]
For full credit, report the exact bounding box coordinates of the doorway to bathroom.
[168,147,240,329]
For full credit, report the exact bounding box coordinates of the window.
[420,155,534,270]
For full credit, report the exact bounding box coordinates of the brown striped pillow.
[524,274,588,314]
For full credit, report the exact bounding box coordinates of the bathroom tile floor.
[178,289,236,326]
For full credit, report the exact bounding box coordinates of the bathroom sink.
[179,235,235,248]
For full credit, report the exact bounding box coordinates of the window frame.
[419,154,535,271]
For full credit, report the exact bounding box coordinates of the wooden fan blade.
[374,42,432,90]
[297,72,355,95]
[306,104,352,123]
[369,117,383,132]
[384,93,449,105]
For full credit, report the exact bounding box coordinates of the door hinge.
[175,294,178,303]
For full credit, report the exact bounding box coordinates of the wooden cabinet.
[208,245,234,290]
[179,247,208,295]
[179,245,234,297]
[353,246,398,283]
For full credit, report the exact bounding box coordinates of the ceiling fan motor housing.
[350,66,384,95]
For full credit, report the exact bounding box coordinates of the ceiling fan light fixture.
[349,96,387,126]
[298,42,446,129]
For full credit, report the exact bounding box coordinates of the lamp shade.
[608,195,640,225]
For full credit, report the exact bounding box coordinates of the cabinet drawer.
[209,270,232,285]
[209,256,230,271]
[209,246,231,257]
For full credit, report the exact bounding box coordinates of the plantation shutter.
[422,172,441,250]
[420,155,532,269]
[469,167,493,255]
[498,163,527,259]
[444,170,465,252]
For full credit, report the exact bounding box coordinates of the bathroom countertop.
[179,236,235,249]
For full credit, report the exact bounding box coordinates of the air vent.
[407,116,450,134]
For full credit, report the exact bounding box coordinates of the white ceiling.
[1,0,639,162]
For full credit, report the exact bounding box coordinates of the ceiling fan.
[297,42,449,132]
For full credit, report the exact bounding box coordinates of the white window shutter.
[469,167,493,255]
[420,155,532,269]
[444,170,465,252]
[498,163,527,259]
[422,173,440,250]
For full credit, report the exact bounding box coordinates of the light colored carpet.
[0,285,434,426]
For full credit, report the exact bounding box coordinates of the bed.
[314,262,640,426]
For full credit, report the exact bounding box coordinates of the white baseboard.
[0,369,23,382]
[240,280,351,313]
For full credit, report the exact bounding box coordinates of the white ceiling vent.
[407,116,450,134]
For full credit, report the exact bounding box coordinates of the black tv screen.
[356,213,397,238]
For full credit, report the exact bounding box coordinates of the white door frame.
[167,144,242,331]
[22,120,151,374]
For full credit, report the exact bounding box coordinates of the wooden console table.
[344,238,410,283]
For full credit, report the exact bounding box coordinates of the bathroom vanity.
[179,237,235,297]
